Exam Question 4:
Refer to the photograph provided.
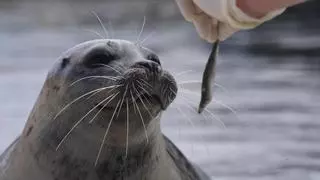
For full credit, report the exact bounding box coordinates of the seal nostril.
[83,47,119,68]
[146,53,161,65]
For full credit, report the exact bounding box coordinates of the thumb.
[175,0,197,22]
[193,15,219,43]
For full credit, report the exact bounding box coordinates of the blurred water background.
[1,0,320,179]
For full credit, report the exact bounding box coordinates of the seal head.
[0,39,209,180]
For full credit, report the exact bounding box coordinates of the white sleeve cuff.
[223,0,286,29]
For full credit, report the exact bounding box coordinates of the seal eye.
[147,54,161,65]
[83,48,119,68]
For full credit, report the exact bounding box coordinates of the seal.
[0,39,210,180]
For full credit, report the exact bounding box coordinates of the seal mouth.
[95,92,164,113]
[138,93,165,109]
[151,95,164,109]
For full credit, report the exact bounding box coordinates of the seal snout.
[132,61,162,75]
[119,60,177,110]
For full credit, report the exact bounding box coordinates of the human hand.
[175,0,286,43]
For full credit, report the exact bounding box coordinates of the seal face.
[0,39,209,180]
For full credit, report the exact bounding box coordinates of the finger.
[175,0,197,22]
[193,14,218,43]
[193,3,204,14]
[218,22,239,41]
[207,19,219,43]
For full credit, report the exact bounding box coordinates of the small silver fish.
[198,40,220,113]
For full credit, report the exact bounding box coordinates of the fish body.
[198,40,220,113]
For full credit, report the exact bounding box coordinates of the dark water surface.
[1,2,320,180]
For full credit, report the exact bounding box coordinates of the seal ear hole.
[61,58,70,69]
[146,54,161,65]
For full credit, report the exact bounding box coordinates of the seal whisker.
[86,88,107,100]
[83,91,118,124]
[56,92,119,151]
[177,97,208,123]
[136,80,152,93]
[133,84,153,118]
[170,88,225,127]
[130,90,137,114]
[179,88,237,119]
[213,83,227,91]
[137,79,152,88]
[162,84,170,101]
[102,63,126,75]
[140,31,156,45]
[178,88,234,117]
[91,11,108,39]
[134,81,152,106]
[86,84,122,100]
[172,104,211,155]
[166,86,175,105]
[116,85,129,118]
[202,107,226,128]
[53,87,112,120]
[88,92,121,124]
[140,93,152,106]
[92,63,122,74]
[95,100,121,166]
[174,70,194,77]
[178,80,227,92]
[174,105,195,126]
[125,98,130,158]
[176,88,199,96]
[213,99,238,118]
[137,85,153,107]
[136,16,146,44]
[114,63,126,71]
[175,90,226,128]
[69,76,121,87]
[136,84,152,97]
[132,92,149,144]
[82,29,105,39]
[104,17,114,39]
